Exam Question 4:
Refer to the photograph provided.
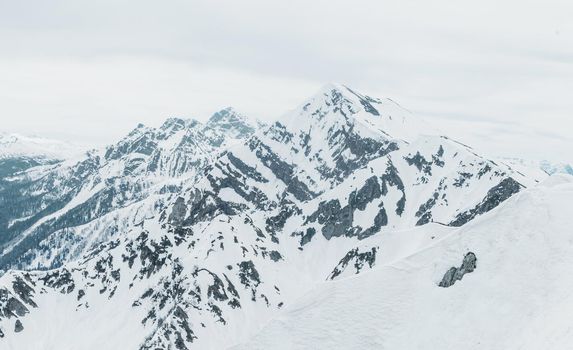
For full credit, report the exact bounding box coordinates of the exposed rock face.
[14,320,23,333]
[301,228,317,245]
[0,288,29,318]
[450,178,523,227]
[307,176,387,240]
[168,197,188,226]
[329,247,378,280]
[248,137,317,201]
[204,108,257,147]
[439,252,477,287]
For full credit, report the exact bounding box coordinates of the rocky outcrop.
[450,178,523,227]
[439,252,477,287]
[307,176,388,240]
[329,247,378,280]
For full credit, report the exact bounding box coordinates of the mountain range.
[0,132,85,178]
[0,84,570,349]
[0,108,257,272]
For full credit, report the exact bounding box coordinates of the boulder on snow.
[439,252,477,288]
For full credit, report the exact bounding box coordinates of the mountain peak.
[315,82,347,94]
[280,84,432,143]
[204,107,256,143]
[207,107,248,125]
[290,83,387,125]
[313,83,381,112]
[159,117,196,132]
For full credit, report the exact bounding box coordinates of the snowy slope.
[233,175,573,350]
[0,84,552,349]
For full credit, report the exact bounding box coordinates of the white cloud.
[0,0,571,162]
[0,57,319,144]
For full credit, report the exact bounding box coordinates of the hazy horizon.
[1,0,572,163]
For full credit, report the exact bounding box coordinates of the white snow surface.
[233,175,573,350]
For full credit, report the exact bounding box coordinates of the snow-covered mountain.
[501,157,573,177]
[0,84,565,349]
[539,160,573,175]
[0,133,85,177]
[0,108,257,271]
[0,132,82,161]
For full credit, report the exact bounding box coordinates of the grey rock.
[268,251,283,262]
[0,287,29,318]
[249,137,316,201]
[14,320,23,333]
[450,178,522,227]
[404,151,433,175]
[237,261,260,288]
[380,162,406,215]
[439,252,477,287]
[329,247,377,280]
[12,277,36,308]
[300,227,316,246]
[307,176,386,240]
[169,197,188,226]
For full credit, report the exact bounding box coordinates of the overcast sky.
[0,0,571,163]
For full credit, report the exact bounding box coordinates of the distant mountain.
[501,157,573,178]
[0,133,85,177]
[0,84,562,350]
[202,107,258,146]
[0,108,257,271]
[540,160,573,175]
[0,132,83,160]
